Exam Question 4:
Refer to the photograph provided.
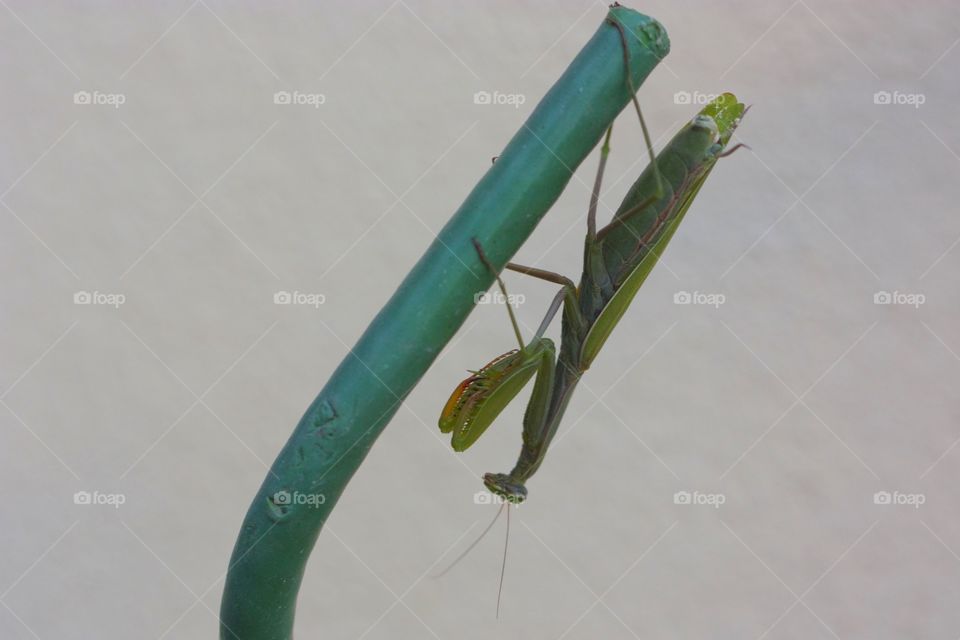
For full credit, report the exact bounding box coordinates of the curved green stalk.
[220,7,669,639]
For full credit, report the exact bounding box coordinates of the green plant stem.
[220,7,668,639]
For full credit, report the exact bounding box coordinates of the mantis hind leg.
[587,125,614,240]
[591,16,665,243]
[608,15,662,202]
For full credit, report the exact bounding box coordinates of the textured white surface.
[2,1,960,638]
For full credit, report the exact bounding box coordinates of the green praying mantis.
[438,92,746,504]
[434,19,746,614]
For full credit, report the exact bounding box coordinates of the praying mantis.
[434,18,746,616]
[438,86,746,503]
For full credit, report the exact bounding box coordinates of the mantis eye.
[689,114,720,142]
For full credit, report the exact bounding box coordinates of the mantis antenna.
[432,501,514,621]
[434,503,505,578]
[497,504,510,619]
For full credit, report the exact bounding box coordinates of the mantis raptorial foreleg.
[439,241,560,457]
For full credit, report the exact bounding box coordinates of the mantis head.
[483,472,528,504]
[672,92,745,161]
[703,92,746,153]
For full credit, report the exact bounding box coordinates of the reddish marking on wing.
[440,349,520,424]
[477,349,519,373]
[441,376,477,421]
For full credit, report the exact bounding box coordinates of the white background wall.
[2,1,959,638]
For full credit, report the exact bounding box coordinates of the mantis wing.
[580,175,709,369]
[580,94,745,369]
